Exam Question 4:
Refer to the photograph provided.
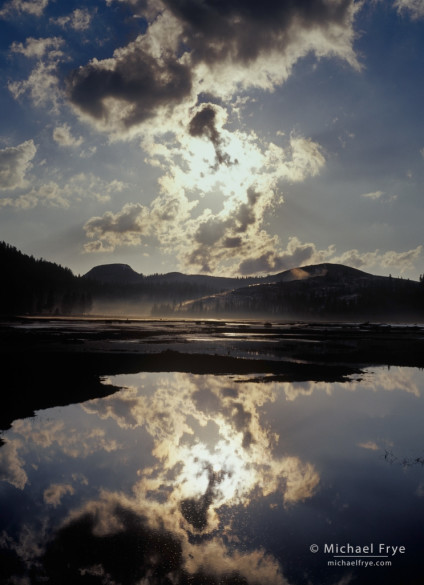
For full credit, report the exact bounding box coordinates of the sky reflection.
[1,368,424,584]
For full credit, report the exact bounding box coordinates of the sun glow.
[180,130,265,205]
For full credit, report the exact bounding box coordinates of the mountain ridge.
[83,261,378,286]
[179,262,423,320]
[1,240,422,320]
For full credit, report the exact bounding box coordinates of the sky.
[0,0,423,279]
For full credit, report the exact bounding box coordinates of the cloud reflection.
[1,366,424,584]
[268,366,421,402]
[75,373,319,583]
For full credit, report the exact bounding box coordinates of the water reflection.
[1,368,424,584]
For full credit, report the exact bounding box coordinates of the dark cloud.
[187,188,263,271]
[67,48,192,128]
[238,241,318,275]
[234,188,260,233]
[163,0,356,64]
[189,104,220,143]
[38,501,252,584]
[67,0,358,132]
[41,505,184,585]
[194,216,228,246]
[180,465,224,531]
[223,236,242,248]
[189,104,236,167]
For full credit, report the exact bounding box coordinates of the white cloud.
[83,189,195,253]
[0,173,124,210]
[83,202,151,252]
[0,439,28,489]
[10,36,63,59]
[331,245,423,273]
[67,0,362,138]
[12,417,120,459]
[0,0,49,18]
[0,139,36,191]
[53,123,83,147]
[8,37,66,111]
[83,115,326,275]
[360,190,397,203]
[43,483,75,507]
[8,60,62,111]
[394,0,424,19]
[239,237,335,276]
[361,190,384,200]
[51,8,93,31]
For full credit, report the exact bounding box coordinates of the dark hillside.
[0,241,91,316]
[181,263,424,322]
[84,263,142,284]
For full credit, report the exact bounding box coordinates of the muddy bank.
[1,318,424,430]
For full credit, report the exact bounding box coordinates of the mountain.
[84,263,142,284]
[265,263,372,283]
[179,263,424,321]
[1,241,423,321]
[82,264,260,314]
[83,263,257,289]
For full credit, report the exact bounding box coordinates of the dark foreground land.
[1,317,424,431]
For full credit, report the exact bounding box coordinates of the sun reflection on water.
[1,367,423,584]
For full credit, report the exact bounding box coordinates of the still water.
[1,367,424,584]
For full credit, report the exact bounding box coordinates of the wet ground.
[1,317,424,429]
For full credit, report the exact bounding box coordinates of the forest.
[0,242,233,316]
[1,241,423,321]
[0,241,91,316]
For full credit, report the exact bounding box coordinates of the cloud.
[188,104,236,168]
[53,123,83,147]
[12,417,120,459]
[361,190,384,200]
[84,372,320,511]
[331,245,423,273]
[8,62,62,110]
[239,236,335,275]
[66,1,366,276]
[239,240,424,277]
[358,441,379,450]
[0,140,36,191]
[360,190,397,203]
[10,36,63,59]
[394,0,424,19]
[3,370,322,584]
[8,38,66,111]
[43,495,289,585]
[66,0,361,136]
[83,189,195,253]
[273,366,420,402]
[0,439,28,489]
[83,123,326,275]
[161,0,360,70]
[43,483,75,507]
[0,173,123,210]
[76,372,319,578]
[83,202,152,252]
[51,8,93,31]
[0,0,49,18]
[67,12,192,136]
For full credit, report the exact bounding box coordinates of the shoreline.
[1,317,424,431]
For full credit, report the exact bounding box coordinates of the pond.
[1,365,424,584]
